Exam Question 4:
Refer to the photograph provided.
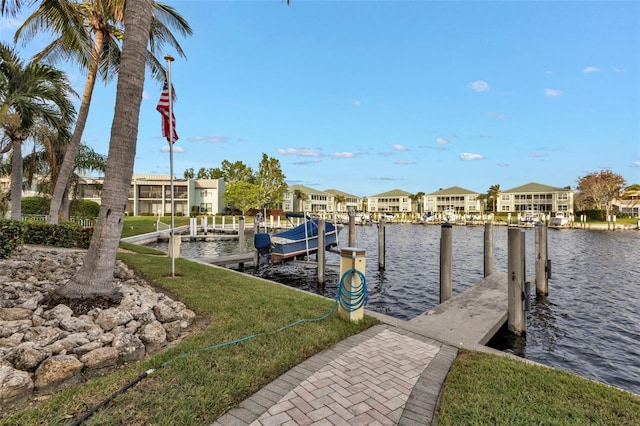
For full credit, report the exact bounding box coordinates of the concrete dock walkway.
[213,272,509,425]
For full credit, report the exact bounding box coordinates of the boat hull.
[270,230,338,262]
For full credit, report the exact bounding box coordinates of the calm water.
[149,224,640,395]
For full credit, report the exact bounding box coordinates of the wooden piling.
[378,218,386,271]
[348,212,356,247]
[440,222,453,303]
[484,222,493,277]
[507,228,526,336]
[317,220,325,284]
[535,223,548,296]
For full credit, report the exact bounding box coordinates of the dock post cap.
[340,247,366,256]
[441,222,453,228]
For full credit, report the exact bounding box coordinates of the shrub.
[21,196,50,215]
[69,199,100,219]
[22,221,91,248]
[0,220,25,259]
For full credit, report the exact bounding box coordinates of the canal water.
[149,224,640,395]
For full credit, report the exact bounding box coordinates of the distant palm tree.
[294,188,308,212]
[0,43,76,219]
[488,184,500,212]
[14,0,192,223]
[334,194,346,212]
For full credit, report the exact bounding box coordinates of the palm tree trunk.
[48,31,104,225]
[10,139,23,220]
[55,0,154,300]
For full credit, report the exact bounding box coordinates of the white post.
[165,54,176,278]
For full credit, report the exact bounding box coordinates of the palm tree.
[294,188,308,212]
[0,43,76,219]
[416,191,425,215]
[13,0,192,224]
[488,184,500,212]
[54,0,154,302]
[333,194,346,213]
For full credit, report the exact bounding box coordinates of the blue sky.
[1,1,639,197]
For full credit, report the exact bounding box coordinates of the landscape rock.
[0,246,196,408]
[34,355,83,391]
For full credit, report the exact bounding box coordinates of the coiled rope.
[72,268,367,425]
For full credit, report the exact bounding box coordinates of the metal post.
[508,228,526,336]
[317,220,325,284]
[165,54,176,277]
[535,222,548,296]
[378,217,385,271]
[440,222,453,303]
[483,222,493,277]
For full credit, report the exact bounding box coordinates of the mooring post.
[508,228,526,336]
[189,217,197,237]
[202,216,208,234]
[484,222,493,277]
[440,222,453,303]
[535,222,548,296]
[378,217,386,271]
[238,216,246,253]
[338,248,366,322]
[317,220,325,284]
[348,210,356,247]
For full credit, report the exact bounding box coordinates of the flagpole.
[165,54,175,278]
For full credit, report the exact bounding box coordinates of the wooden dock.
[408,272,508,346]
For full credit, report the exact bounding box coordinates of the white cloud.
[161,145,184,153]
[393,144,409,151]
[378,152,395,157]
[529,152,546,158]
[614,68,627,73]
[468,80,490,92]
[545,88,563,97]
[497,162,509,167]
[206,135,231,143]
[277,148,321,157]
[583,66,601,73]
[487,111,505,119]
[332,152,355,158]
[545,70,553,75]
[436,137,450,145]
[459,153,484,161]
[632,161,640,168]
[293,159,322,165]
[394,160,416,165]
[353,100,361,107]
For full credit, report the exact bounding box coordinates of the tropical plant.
[183,167,194,179]
[334,193,345,212]
[53,0,155,303]
[487,184,500,212]
[0,42,76,219]
[12,0,192,224]
[293,188,308,212]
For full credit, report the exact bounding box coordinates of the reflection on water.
[148,224,640,395]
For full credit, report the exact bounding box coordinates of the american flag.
[156,80,178,143]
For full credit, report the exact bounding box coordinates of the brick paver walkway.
[213,325,457,426]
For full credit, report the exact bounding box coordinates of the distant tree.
[361,197,368,212]
[576,170,626,217]
[477,193,488,214]
[224,180,259,215]
[220,159,254,184]
[256,153,287,209]
[294,188,308,212]
[415,191,425,215]
[487,184,500,212]
[183,167,194,179]
[334,194,346,212]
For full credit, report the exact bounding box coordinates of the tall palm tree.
[333,194,345,213]
[0,43,76,219]
[55,0,154,302]
[13,0,192,224]
[488,184,500,212]
[294,188,308,212]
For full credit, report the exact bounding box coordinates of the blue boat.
[254,213,339,263]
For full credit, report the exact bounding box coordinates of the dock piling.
[507,228,526,336]
[484,222,493,277]
[348,211,356,247]
[535,223,548,296]
[440,222,453,303]
[378,218,386,271]
[317,220,326,284]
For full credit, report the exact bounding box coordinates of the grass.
[438,350,640,425]
[1,251,377,425]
